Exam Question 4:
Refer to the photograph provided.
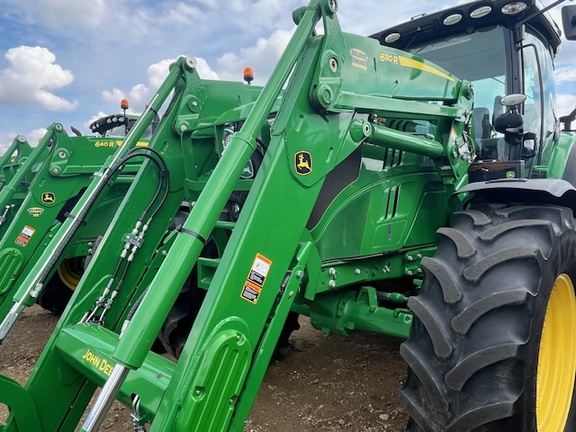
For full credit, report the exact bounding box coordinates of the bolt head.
[328,0,338,13]
[329,57,338,72]
[186,56,198,69]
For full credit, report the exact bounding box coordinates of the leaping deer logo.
[295,151,312,175]
[41,192,56,203]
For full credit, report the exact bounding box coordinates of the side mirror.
[494,111,524,134]
[562,5,576,41]
[494,93,526,134]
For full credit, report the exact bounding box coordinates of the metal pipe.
[352,119,445,158]
[79,365,129,432]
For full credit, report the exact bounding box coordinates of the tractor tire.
[400,204,576,432]
[158,271,206,358]
[37,258,82,315]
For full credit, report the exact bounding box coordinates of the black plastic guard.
[456,178,576,214]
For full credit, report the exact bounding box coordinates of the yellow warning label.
[241,253,272,304]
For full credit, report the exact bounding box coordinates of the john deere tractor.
[0,136,34,192]
[373,1,576,430]
[0,106,153,320]
[0,0,576,431]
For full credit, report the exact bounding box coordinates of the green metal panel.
[0,248,23,295]
[543,131,576,180]
[174,327,251,431]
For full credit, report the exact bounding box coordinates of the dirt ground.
[0,306,408,431]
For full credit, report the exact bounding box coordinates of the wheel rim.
[536,273,576,431]
[56,258,83,291]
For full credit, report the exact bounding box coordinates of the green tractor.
[88,99,158,140]
[0,136,34,192]
[374,1,576,429]
[0,106,154,319]
[0,0,576,431]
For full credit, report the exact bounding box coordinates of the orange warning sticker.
[241,281,262,304]
[15,225,35,247]
[241,253,272,304]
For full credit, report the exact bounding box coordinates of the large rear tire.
[401,204,576,431]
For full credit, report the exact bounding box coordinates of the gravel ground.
[0,305,408,431]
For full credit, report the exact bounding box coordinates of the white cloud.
[27,127,47,144]
[102,57,218,112]
[557,93,576,117]
[555,64,576,85]
[216,29,294,84]
[0,132,18,154]
[0,46,78,111]
[0,127,46,153]
[102,88,126,105]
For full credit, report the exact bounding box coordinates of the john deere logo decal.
[295,151,312,175]
[41,192,56,203]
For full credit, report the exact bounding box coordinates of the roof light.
[470,5,492,19]
[443,13,463,26]
[384,32,401,43]
[501,2,527,15]
[243,67,254,85]
[500,93,526,106]
[120,99,129,110]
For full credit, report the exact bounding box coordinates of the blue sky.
[0,0,575,152]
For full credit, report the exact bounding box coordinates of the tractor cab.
[372,0,566,179]
[89,113,160,139]
[88,99,159,139]
[89,113,139,138]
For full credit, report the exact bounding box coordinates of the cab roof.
[371,0,562,54]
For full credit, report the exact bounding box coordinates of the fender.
[456,178,576,213]
[563,144,576,186]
